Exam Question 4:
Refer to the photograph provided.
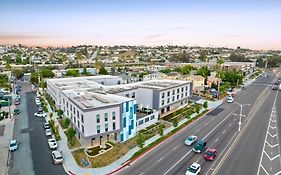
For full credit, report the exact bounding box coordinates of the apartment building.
[61,89,136,146]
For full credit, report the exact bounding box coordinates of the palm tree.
[216,58,224,99]
[61,54,68,65]
[75,51,83,68]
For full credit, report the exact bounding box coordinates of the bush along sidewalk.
[130,110,208,160]
[49,119,61,141]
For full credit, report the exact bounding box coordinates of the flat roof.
[63,89,132,110]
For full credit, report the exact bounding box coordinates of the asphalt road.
[118,74,277,175]
[8,81,66,175]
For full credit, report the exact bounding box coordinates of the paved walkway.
[0,109,15,175]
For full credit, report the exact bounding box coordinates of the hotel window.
[74,116,76,124]
[73,108,76,115]
[105,123,108,132]
[70,104,72,111]
[77,111,80,119]
[139,120,144,125]
[161,100,164,105]
[145,117,149,122]
[177,95,179,100]
[66,102,68,108]
[63,99,65,105]
[96,114,100,123]
[177,88,179,93]
[132,92,136,98]
[71,113,73,120]
[186,86,188,91]
[181,93,184,98]
[181,87,184,92]
[172,96,175,101]
[126,94,130,97]
[167,98,170,103]
[150,115,155,120]
[185,92,188,97]
[97,125,100,134]
[105,113,108,122]
[113,122,116,130]
[81,114,84,123]
[82,125,84,133]
[112,112,116,120]
[162,93,165,99]
[172,90,175,95]
[167,91,170,97]
[77,121,80,129]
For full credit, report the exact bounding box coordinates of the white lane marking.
[163,112,233,175]
[234,118,237,121]
[229,123,232,127]
[172,146,178,151]
[257,92,280,175]
[139,173,144,175]
[268,132,277,138]
[222,130,226,134]
[204,122,208,126]
[156,157,164,163]
[214,138,219,143]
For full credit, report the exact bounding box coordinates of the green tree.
[136,133,145,149]
[66,127,76,140]
[158,124,164,136]
[139,72,148,79]
[41,68,54,78]
[57,109,64,117]
[75,51,83,68]
[15,53,22,64]
[49,112,53,119]
[131,72,137,77]
[195,105,201,113]
[30,72,39,84]
[65,69,80,77]
[198,50,207,62]
[203,101,208,109]
[12,69,24,79]
[196,66,210,85]
[160,68,172,74]
[99,66,108,75]
[173,117,179,127]
[63,118,71,128]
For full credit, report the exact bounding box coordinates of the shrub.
[66,127,76,141]
[136,133,145,148]
[173,117,178,127]
[63,118,70,128]
[157,124,164,136]
[203,101,208,109]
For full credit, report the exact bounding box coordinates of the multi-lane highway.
[118,73,279,175]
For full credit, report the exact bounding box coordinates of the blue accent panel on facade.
[128,127,131,135]
[129,107,133,119]
[120,133,124,142]
[126,102,129,112]
[123,117,126,128]
[131,119,134,129]
[134,104,137,114]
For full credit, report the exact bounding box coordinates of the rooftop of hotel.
[62,89,131,110]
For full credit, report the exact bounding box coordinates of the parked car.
[43,122,50,129]
[185,135,197,146]
[241,86,246,90]
[15,100,20,105]
[9,140,18,151]
[227,96,234,103]
[51,150,63,164]
[13,108,20,115]
[38,106,43,112]
[192,140,206,153]
[34,112,47,118]
[272,86,278,90]
[48,138,58,149]
[185,162,201,175]
[204,148,217,161]
[45,129,52,136]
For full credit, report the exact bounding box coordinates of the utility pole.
[233,102,250,132]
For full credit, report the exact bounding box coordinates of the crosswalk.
[250,83,275,87]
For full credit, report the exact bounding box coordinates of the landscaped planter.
[85,143,113,158]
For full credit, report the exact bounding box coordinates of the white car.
[51,150,63,164]
[34,112,47,118]
[185,135,197,146]
[45,129,52,136]
[227,96,234,103]
[185,162,201,175]
[48,138,58,149]
[9,140,18,151]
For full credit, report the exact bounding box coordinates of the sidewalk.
[0,116,15,175]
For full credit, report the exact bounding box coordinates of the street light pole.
[233,102,250,132]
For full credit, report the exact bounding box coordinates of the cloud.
[144,33,168,39]
[171,26,186,31]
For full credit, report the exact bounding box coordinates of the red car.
[204,148,217,161]
[15,100,20,105]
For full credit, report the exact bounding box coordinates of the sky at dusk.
[0,0,281,50]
